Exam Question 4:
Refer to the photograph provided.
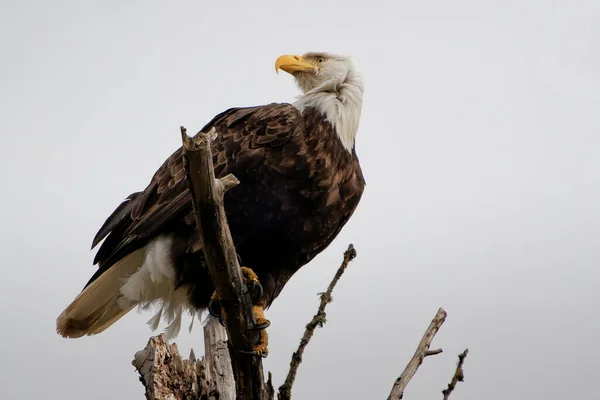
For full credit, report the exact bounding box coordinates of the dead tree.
[131,126,469,399]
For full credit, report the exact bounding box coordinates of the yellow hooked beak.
[275,54,316,74]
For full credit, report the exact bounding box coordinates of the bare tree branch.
[425,349,443,357]
[387,308,447,400]
[442,349,469,400]
[277,244,357,400]
[180,125,271,400]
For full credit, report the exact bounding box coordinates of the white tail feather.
[56,249,144,338]
[57,235,198,340]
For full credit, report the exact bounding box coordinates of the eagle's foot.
[252,304,271,330]
[240,328,269,358]
[208,266,270,357]
[237,306,269,358]
[240,304,270,357]
[207,266,267,327]
[241,266,263,300]
[209,299,270,357]
[242,268,270,356]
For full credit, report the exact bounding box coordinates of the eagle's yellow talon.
[253,304,270,329]
[241,266,259,283]
[240,266,263,299]
[252,329,269,357]
[211,266,270,357]
[250,304,269,357]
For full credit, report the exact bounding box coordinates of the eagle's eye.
[317,57,325,63]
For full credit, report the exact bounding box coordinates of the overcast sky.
[1,1,599,399]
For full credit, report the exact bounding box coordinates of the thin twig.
[425,349,443,357]
[181,125,269,400]
[278,244,357,400]
[387,308,447,400]
[442,349,469,399]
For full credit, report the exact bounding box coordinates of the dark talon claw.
[246,280,263,300]
[208,299,225,326]
[253,321,270,330]
[208,298,221,318]
[239,349,269,358]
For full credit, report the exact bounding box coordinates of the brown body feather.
[59,102,364,336]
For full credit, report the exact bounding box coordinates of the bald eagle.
[56,52,365,353]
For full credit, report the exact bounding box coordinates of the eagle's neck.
[293,69,363,153]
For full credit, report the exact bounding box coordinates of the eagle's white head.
[275,52,363,153]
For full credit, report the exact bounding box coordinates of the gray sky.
[1,1,599,399]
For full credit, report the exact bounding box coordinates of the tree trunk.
[133,317,236,400]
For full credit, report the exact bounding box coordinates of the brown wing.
[85,103,303,288]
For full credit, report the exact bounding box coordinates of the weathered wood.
[180,126,271,400]
[201,317,236,400]
[132,317,235,400]
[387,308,447,400]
